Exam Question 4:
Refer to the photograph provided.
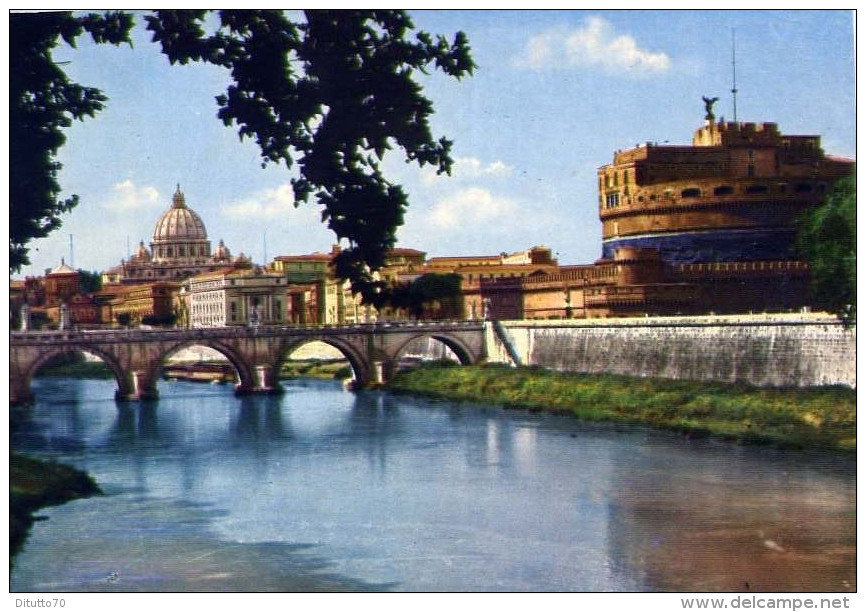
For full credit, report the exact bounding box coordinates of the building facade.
[96,281,180,326]
[269,246,428,324]
[425,246,560,319]
[180,267,287,328]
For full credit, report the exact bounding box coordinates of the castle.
[477,108,854,319]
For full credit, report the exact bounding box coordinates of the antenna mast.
[69,234,74,269]
[731,28,738,123]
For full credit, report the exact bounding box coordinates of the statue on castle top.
[702,96,719,121]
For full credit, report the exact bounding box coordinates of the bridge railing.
[9,319,486,343]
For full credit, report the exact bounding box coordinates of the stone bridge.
[9,321,486,405]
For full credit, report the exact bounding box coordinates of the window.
[681,188,701,198]
[605,193,620,208]
[714,186,734,196]
[795,183,813,193]
[746,185,768,194]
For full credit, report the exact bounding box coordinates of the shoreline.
[385,363,856,455]
[9,452,102,563]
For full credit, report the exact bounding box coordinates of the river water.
[10,377,856,592]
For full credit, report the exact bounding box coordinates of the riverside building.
[482,105,854,319]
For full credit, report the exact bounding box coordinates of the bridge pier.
[234,364,282,396]
[372,360,398,386]
[115,371,159,402]
[10,380,34,406]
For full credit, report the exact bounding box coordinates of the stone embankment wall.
[485,314,855,388]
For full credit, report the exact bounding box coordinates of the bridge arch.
[389,332,477,367]
[147,339,258,397]
[276,336,372,387]
[23,345,128,403]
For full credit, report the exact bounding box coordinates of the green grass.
[387,364,856,454]
[280,359,352,380]
[10,453,102,561]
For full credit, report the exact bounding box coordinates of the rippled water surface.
[10,377,855,592]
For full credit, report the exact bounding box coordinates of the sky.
[8,9,857,279]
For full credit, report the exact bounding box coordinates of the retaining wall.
[485,314,855,388]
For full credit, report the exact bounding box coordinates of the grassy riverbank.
[387,364,856,453]
[10,453,102,561]
[280,359,352,380]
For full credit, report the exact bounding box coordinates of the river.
[10,376,856,592]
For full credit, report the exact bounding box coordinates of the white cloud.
[221,184,300,219]
[420,156,512,186]
[428,187,518,229]
[455,157,513,178]
[515,17,670,74]
[102,180,161,210]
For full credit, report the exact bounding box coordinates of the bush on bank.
[9,453,102,561]
[386,363,856,453]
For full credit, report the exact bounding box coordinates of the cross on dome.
[172,184,186,209]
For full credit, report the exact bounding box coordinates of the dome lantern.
[172,184,186,209]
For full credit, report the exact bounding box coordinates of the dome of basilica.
[152,185,207,244]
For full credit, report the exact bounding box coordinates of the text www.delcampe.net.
[682,597,851,610]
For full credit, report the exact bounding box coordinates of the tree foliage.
[9,11,134,272]
[796,170,856,326]
[145,9,475,302]
[77,268,102,293]
[11,10,474,305]
[384,272,463,319]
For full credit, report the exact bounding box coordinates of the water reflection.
[606,442,856,592]
[232,395,291,444]
[11,377,857,592]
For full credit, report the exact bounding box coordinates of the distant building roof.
[386,247,427,256]
[273,252,334,262]
[49,259,76,275]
